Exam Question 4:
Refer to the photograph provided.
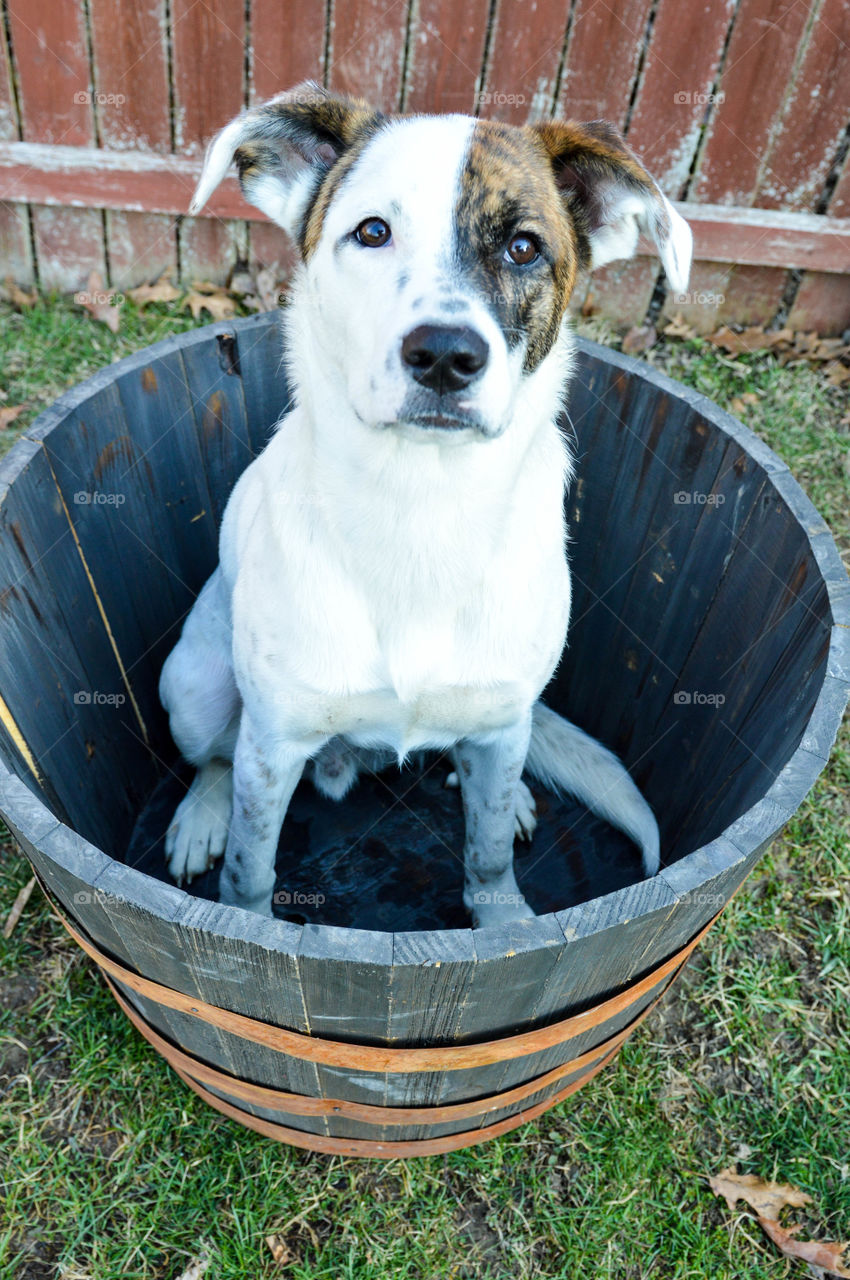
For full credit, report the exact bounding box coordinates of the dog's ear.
[189,81,384,236]
[531,120,692,294]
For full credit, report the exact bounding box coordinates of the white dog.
[160,83,692,928]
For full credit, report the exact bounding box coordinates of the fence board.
[327,0,411,113]
[787,87,850,335]
[171,0,247,284]
[7,0,105,289]
[89,0,176,288]
[404,0,489,116]
[0,16,33,282]
[692,0,811,207]
[479,0,570,124]
[246,0,326,283]
[627,0,735,196]
[557,0,653,127]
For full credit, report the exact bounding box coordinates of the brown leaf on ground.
[182,289,237,322]
[266,1234,292,1266]
[127,272,182,307]
[0,404,26,430]
[662,313,698,340]
[709,1167,812,1218]
[76,270,121,332]
[708,325,777,355]
[2,277,38,309]
[758,1218,850,1277]
[622,324,657,355]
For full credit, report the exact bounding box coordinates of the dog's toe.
[165,768,232,887]
[514,779,537,841]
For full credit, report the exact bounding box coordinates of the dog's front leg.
[219,715,309,915]
[456,712,536,928]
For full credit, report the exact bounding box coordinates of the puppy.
[160,83,692,928]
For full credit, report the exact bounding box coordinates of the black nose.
[401,324,489,394]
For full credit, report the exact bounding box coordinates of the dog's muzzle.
[401,324,489,395]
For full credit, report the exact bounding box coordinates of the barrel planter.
[1,313,847,1157]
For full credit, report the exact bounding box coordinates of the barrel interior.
[0,316,832,918]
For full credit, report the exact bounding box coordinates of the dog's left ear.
[188,81,384,238]
[532,120,692,294]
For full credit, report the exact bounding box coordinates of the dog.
[159,82,692,928]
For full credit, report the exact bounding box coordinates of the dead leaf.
[173,1251,210,1280]
[127,272,181,307]
[266,1235,292,1267]
[2,876,36,937]
[182,289,237,322]
[663,313,698,340]
[758,1218,850,1277]
[709,1167,812,1218]
[621,324,657,355]
[2,277,37,309]
[825,361,850,387]
[75,270,121,332]
[0,404,26,430]
[708,325,774,355]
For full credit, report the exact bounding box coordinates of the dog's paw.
[514,779,537,842]
[166,766,232,887]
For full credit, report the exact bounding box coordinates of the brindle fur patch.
[455,121,579,372]
[232,82,386,261]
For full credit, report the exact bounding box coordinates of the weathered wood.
[7,0,106,289]
[626,0,735,197]
[171,0,246,284]
[480,0,571,124]
[557,0,654,126]
[0,318,847,1156]
[326,0,411,112]
[88,0,177,289]
[404,0,490,115]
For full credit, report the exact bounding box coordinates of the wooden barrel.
[1,313,847,1156]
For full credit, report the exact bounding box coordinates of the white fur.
[163,99,683,926]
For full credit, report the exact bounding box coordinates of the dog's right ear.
[189,81,384,238]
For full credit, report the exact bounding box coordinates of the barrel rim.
[0,313,847,962]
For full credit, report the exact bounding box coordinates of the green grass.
[1,297,849,1280]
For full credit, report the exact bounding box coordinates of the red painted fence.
[0,0,848,333]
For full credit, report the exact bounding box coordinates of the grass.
[1,294,849,1280]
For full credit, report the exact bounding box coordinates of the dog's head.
[192,83,691,442]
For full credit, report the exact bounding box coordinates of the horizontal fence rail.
[0,0,848,332]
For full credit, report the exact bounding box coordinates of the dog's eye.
[355,217,392,248]
[505,234,539,266]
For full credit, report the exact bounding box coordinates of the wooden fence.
[1,0,848,333]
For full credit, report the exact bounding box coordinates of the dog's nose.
[401,324,489,394]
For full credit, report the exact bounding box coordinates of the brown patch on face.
[232,83,386,261]
[454,120,579,371]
